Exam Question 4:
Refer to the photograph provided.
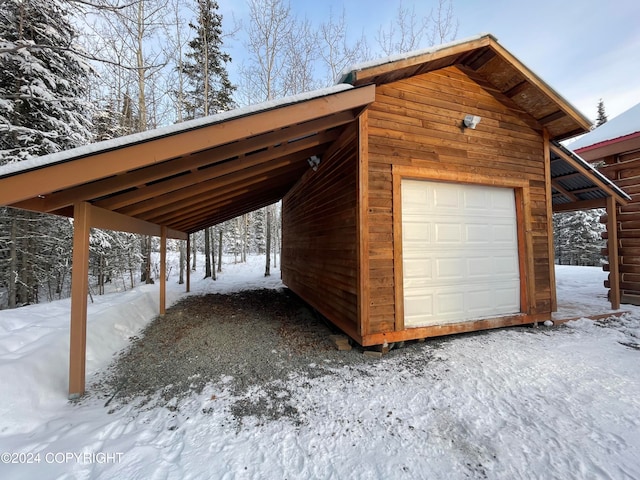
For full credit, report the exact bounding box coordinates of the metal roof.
[550,141,630,211]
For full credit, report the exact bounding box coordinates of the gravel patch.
[90,288,387,425]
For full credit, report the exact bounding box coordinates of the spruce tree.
[0,0,93,307]
[181,0,235,119]
[596,99,608,127]
[181,0,235,277]
[0,0,93,165]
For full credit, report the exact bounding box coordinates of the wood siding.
[366,66,551,337]
[281,125,360,340]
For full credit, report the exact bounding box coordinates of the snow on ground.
[0,259,639,479]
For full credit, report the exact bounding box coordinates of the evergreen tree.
[553,210,605,266]
[0,0,94,308]
[180,0,235,277]
[595,99,608,127]
[0,0,93,165]
[181,0,235,119]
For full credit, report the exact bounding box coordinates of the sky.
[217,0,640,122]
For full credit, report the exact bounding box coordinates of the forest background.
[0,0,605,309]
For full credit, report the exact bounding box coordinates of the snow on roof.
[0,84,354,179]
[569,102,640,151]
[338,33,494,84]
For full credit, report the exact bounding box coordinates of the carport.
[0,84,375,398]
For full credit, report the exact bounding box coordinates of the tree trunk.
[265,206,272,277]
[8,213,17,308]
[204,227,212,278]
[142,235,153,284]
[273,207,278,269]
[19,212,33,305]
[136,0,147,132]
[192,233,197,271]
[211,228,217,280]
[178,240,185,285]
[98,255,104,295]
[242,214,248,263]
[217,230,223,273]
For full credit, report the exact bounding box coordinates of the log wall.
[281,124,360,339]
[365,65,552,337]
[599,151,640,302]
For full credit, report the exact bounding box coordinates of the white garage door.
[401,180,520,327]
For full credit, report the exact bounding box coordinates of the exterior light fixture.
[463,114,481,129]
[307,155,321,171]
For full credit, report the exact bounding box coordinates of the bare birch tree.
[377,0,458,55]
[318,8,370,85]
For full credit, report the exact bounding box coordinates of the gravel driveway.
[91,288,378,424]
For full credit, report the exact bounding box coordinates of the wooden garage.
[0,34,629,396]
[281,33,629,346]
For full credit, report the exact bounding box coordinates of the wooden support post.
[69,202,91,399]
[607,196,621,309]
[543,131,558,311]
[186,234,191,293]
[160,226,167,315]
[357,111,370,337]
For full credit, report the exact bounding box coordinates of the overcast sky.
[218,0,640,122]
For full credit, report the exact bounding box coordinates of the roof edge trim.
[573,131,640,155]
[337,33,495,85]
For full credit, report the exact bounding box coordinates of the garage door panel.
[403,259,433,285]
[435,257,465,280]
[467,257,494,278]
[492,221,517,238]
[438,291,466,315]
[402,179,521,327]
[494,285,520,310]
[403,221,431,242]
[466,289,493,314]
[432,185,460,209]
[463,189,487,210]
[493,255,519,275]
[466,223,491,242]
[435,223,463,243]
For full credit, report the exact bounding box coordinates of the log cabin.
[0,34,630,397]
[570,102,640,305]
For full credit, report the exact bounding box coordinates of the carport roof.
[0,84,375,235]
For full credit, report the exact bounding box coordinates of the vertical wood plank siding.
[281,124,360,339]
[367,66,552,334]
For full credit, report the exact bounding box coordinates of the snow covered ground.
[0,259,639,479]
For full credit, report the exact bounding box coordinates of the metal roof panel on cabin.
[339,34,592,142]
